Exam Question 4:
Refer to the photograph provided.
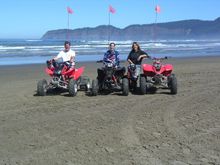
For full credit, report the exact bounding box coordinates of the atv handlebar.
[151,56,168,61]
[46,59,74,68]
[97,60,103,63]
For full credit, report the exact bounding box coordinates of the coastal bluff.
[42,17,220,40]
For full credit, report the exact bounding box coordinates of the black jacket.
[127,50,148,65]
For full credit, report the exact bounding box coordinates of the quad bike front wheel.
[37,79,48,96]
[140,76,146,95]
[122,78,129,96]
[91,79,98,96]
[69,79,78,96]
[169,74,177,95]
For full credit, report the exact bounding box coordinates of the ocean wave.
[28,45,63,49]
[25,39,42,42]
[25,48,44,51]
[0,46,25,50]
[0,39,220,65]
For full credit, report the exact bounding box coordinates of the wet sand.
[0,57,220,165]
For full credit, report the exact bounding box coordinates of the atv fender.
[164,64,173,72]
[72,66,85,80]
[45,68,54,77]
[142,64,154,73]
[163,64,173,76]
[63,68,74,76]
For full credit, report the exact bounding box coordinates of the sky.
[0,0,219,39]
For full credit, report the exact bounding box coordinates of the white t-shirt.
[56,49,76,64]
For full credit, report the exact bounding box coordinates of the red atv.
[37,60,90,96]
[139,57,177,95]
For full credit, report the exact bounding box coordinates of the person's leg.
[135,65,141,77]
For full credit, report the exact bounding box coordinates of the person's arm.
[53,51,62,61]
[103,51,108,62]
[127,59,133,64]
[137,54,147,61]
[116,51,120,66]
[53,56,59,61]
[70,56,74,63]
[70,50,76,63]
[127,52,133,64]
[137,50,150,61]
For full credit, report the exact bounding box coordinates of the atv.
[139,57,177,95]
[91,61,129,96]
[37,60,90,96]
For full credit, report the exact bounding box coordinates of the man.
[103,42,119,67]
[53,41,76,68]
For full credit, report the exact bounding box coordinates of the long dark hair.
[132,42,141,52]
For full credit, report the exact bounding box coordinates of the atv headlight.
[130,64,136,71]
[154,63,161,71]
[107,63,113,68]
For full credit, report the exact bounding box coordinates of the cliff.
[41,17,220,40]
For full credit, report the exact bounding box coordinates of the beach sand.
[0,57,220,164]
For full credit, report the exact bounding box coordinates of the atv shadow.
[47,88,68,96]
[157,91,175,95]
[85,89,129,97]
[33,88,68,97]
[129,87,172,95]
[129,87,141,95]
[146,87,175,95]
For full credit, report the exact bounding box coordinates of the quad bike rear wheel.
[37,79,48,96]
[91,79,98,96]
[140,76,146,95]
[169,74,177,95]
[122,78,129,96]
[69,79,78,96]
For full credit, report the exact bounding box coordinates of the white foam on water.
[0,39,220,65]
[25,39,42,42]
[0,46,25,50]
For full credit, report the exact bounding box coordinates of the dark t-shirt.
[127,50,148,65]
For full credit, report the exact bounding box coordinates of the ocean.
[0,39,220,65]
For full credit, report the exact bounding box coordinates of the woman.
[127,42,150,78]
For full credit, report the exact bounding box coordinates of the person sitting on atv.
[127,42,150,78]
[103,42,120,89]
[48,41,76,81]
[53,41,76,69]
[103,42,120,67]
